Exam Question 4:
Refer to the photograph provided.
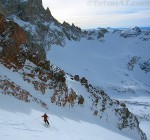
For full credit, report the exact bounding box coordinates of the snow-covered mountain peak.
[0,0,150,140]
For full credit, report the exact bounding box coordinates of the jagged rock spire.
[0,0,52,22]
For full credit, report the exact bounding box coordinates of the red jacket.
[42,114,48,121]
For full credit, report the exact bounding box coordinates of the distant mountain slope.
[47,26,150,140]
[0,0,149,140]
[47,30,150,87]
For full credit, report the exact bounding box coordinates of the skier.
[41,113,49,125]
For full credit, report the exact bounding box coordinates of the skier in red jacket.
[42,113,49,125]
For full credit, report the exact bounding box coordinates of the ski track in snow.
[0,92,134,140]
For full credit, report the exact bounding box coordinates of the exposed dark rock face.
[0,14,50,70]
[0,0,52,22]
[0,0,106,52]
[139,59,150,73]
[0,14,27,69]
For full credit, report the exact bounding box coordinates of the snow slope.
[0,60,143,140]
[47,32,150,87]
[0,94,133,140]
[0,0,149,139]
[47,30,150,139]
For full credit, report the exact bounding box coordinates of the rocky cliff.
[0,0,108,51]
[0,14,50,70]
[0,14,27,69]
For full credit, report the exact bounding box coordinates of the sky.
[42,0,150,29]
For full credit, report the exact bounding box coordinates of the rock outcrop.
[1,0,52,22]
[120,26,142,38]
[0,14,27,69]
[0,14,50,70]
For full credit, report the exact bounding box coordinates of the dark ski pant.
[44,120,49,125]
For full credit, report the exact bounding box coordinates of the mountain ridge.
[0,0,149,140]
